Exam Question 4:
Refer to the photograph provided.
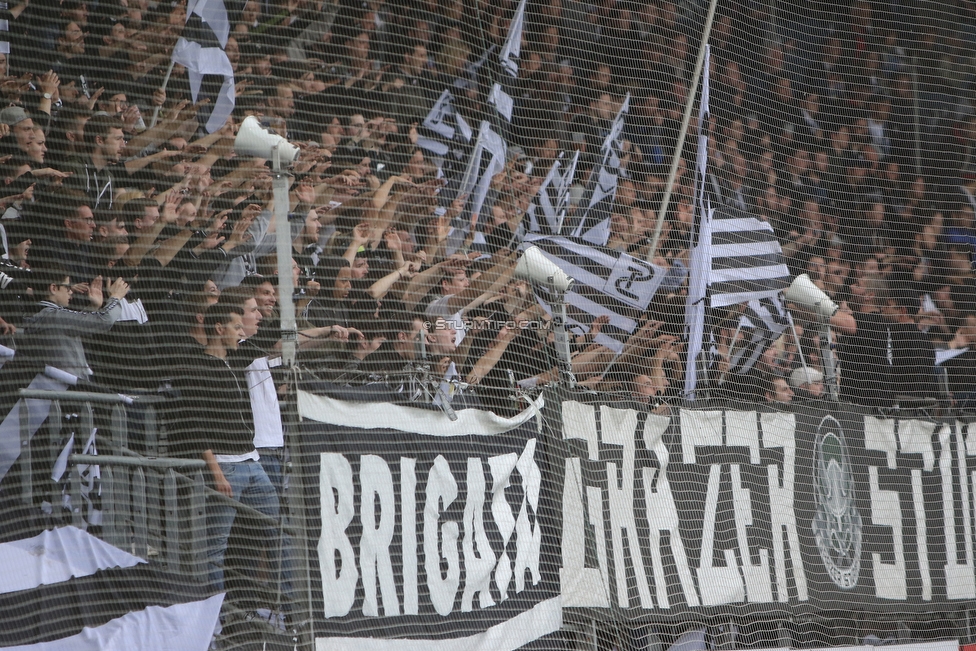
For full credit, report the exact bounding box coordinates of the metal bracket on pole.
[820,324,839,401]
[552,291,576,389]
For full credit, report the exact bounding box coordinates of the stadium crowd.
[0,0,973,616]
[0,0,970,414]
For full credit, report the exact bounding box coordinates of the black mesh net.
[0,0,975,649]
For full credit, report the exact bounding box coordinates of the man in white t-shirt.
[220,287,287,495]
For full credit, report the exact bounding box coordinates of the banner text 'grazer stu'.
[557,401,976,612]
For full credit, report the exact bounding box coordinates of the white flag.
[529,150,580,235]
[499,0,526,77]
[572,93,630,245]
[684,45,712,400]
[416,89,470,175]
[524,234,666,353]
[462,122,508,220]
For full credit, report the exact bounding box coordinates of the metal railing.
[14,389,207,577]
[69,453,208,578]
[11,386,313,647]
[15,388,302,586]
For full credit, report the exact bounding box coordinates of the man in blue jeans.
[173,302,286,595]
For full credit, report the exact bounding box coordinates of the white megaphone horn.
[783,273,838,320]
[515,245,574,293]
[234,115,300,167]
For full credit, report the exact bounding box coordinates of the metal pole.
[273,146,297,367]
[787,313,810,380]
[445,127,485,255]
[280,365,314,638]
[553,291,576,388]
[457,126,485,203]
[555,150,580,235]
[647,0,720,261]
[820,324,838,401]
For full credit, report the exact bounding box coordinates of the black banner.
[297,389,562,650]
[551,395,976,618]
[298,384,976,644]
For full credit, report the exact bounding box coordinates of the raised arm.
[444,253,516,313]
[466,325,521,385]
[401,258,458,311]
[367,260,419,301]
[124,190,181,267]
[46,278,129,335]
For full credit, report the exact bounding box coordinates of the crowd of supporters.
[1,0,975,630]
[0,0,971,422]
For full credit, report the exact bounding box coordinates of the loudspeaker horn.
[783,273,838,319]
[515,245,574,293]
[234,115,300,166]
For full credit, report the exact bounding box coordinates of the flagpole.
[150,60,176,129]
[786,310,811,382]
[820,323,839,401]
[647,0,718,262]
[715,318,745,388]
[579,146,611,223]
[457,127,484,205]
[682,66,712,403]
[554,150,579,235]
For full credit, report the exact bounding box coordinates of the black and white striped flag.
[685,46,791,397]
[527,150,579,235]
[707,205,791,309]
[0,526,221,650]
[445,121,507,255]
[0,16,8,58]
[416,89,472,160]
[488,0,526,121]
[572,93,629,246]
[728,296,791,375]
[684,45,714,399]
[523,234,666,353]
[170,0,235,133]
[574,165,617,246]
[499,0,525,78]
[459,121,507,221]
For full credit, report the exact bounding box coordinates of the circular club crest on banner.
[811,415,862,589]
